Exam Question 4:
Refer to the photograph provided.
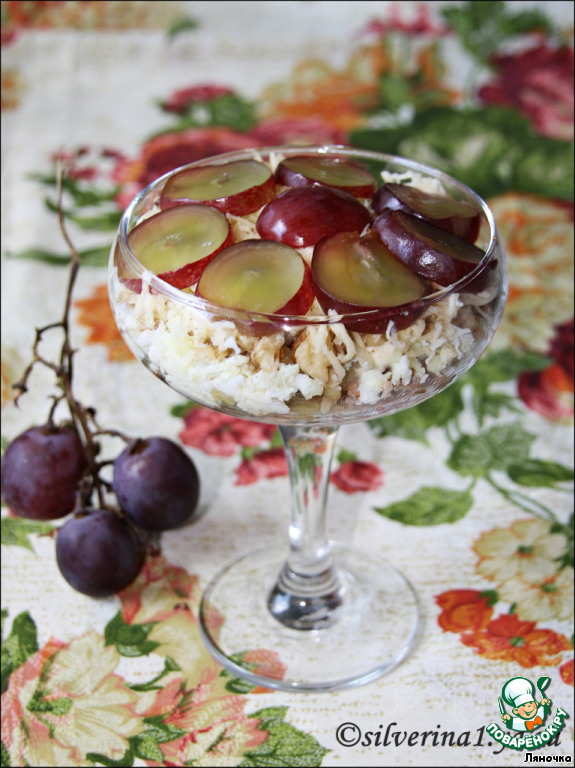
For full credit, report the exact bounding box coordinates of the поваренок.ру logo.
[486,675,569,752]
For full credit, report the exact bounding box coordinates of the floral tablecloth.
[1,2,573,766]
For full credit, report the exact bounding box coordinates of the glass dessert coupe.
[109,146,507,691]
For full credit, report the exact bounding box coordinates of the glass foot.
[198,543,419,692]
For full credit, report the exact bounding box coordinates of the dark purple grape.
[373,210,485,286]
[113,438,200,531]
[1,425,89,520]
[56,508,145,597]
[372,183,481,243]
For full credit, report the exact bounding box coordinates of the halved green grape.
[275,155,377,198]
[160,159,276,215]
[373,210,486,287]
[196,239,314,315]
[311,230,430,333]
[126,204,233,289]
[373,183,481,242]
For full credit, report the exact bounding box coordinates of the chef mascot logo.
[500,676,550,732]
[485,675,569,752]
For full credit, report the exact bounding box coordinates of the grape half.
[275,155,377,198]
[56,508,145,597]
[373,210,485,286]
[126,205,234,290]
[196,239,314,315]
[113,438,200,531]
[1,425,88,520]
[311,231,430,333]
[372,183,481,243]
[160,160,276,216]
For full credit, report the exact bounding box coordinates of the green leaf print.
[128,734,164,763]
[368,384,464,443]
[128,656,181,691]
[351,106,574,200]
[1,610,39,694]
[219,651,260,694]
[472,391,521,427]
[104,611,159,657]
[1,517,55,552]
[4,245,111,267]
[170,401,198,419]
[44,198,122,231]
[156,93,257,134]
[240,706,329,767]
[167,16,199,39]
[550,512,574,571]
[140,717,187,744]
[86,749,134,767]
[1,740,11,767]
[27,688,73,715]
[336,448,358,464]
[28,173,120,207]
[447,423,536,477]
[441,1,554,65]
[507,460,574,488]
[374,486,474,526]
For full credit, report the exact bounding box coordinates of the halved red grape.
[373,210,485,287]
[373,183,481,242]
[160,159,276,216]
[311,230,430,333]
[275,155,377,198]
[197,239,314,315]
[113,438,200,531]
[1,425,88,520]
[126,204,233,289]
[256,186,373,248]
[56,508,145,597]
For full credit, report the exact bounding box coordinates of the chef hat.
[502,677,536,708]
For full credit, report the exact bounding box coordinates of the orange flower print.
[435,589,495,633]
[460,613,571,668]
[74,284,134,362]
[559,658,574,686]
[488,194,573,353]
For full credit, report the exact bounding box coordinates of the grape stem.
[12,155,120,515]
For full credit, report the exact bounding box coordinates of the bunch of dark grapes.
[0,166,200,597]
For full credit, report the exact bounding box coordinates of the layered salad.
[109,151,500,419]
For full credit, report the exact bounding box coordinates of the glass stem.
[268,424,346,630]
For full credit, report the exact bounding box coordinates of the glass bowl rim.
[114,145,500,327]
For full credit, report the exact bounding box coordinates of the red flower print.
[559,658,574,686]
[460,612,571,667]
[234,448,289,486]
[518,319,574,421]
[330,461,384,494]
[162,84,236,114]
[435,589,495,633]
[112,128,265,209]
[179,407,276,457]
[478,44,575,141]
[242,649,288,693]
[248,117,347,147]
[549,318,574,381]
[357,3,448,38]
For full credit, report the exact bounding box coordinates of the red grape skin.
[372,183,481,243]
[56,508,145,597]
[1,425,89,520]
[113,438,200,531]
[256,186,373,248]
[275,156,377,198]
[373,210,485,286]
